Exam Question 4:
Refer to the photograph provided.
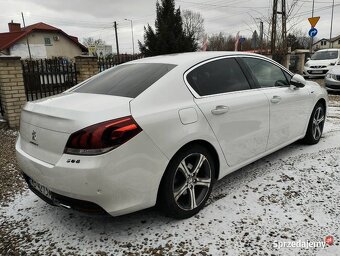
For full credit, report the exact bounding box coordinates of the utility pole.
[310,0,315,53]
[329,0,335,48]
[113,21,120,63]
[260,21,264,54]
[21,12,32,60]
[271,0,278,54]
[124,19,135,55]
[281,0,287,52]
[271,0,287,61]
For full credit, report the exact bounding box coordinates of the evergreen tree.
[139,0,197,56]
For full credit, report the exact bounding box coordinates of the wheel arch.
[156,139,221,204]
[316,97,327,112]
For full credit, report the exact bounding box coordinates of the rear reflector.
[64,116,142,155]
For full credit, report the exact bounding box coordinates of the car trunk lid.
[19,92,132,165]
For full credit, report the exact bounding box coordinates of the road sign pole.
[310,0,315,53]
[330,0,335,48]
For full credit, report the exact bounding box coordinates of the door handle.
[211,105,229,115]
[270,96,282,104]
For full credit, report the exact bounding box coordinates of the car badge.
[32,130,37,141]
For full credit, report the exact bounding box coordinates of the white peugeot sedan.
[16,52,328,219]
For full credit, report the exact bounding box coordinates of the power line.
[177,0,270,9]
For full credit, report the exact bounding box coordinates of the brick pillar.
[296,53,306,75]
[74,56,98,83]
[0,56,26,128]
[282,53,291,69]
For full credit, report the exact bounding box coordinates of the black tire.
[158,144,216,219]
[302,102,326,145]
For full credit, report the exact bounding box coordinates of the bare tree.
[182,10,205,44]
[294,29,310,49]
[246,0,306,51]
[207,33,237,51]
[208,33,228,51]
[82,37,105,48]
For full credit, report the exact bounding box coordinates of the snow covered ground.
[1,98,340,256]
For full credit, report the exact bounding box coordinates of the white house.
[313,35,340,51]
[0,21,88,59]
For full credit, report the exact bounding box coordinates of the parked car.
[16,52,328,219]
[325,65,340,92]
[303,49,340,78]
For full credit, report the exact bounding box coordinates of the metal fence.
[98,54,143,72]
[0,95,4,117]
[22,59,78,101]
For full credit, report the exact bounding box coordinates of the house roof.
[313,38,328,45]
[331,35,340,42]
[313,35,340,45]
[0,22,87,52]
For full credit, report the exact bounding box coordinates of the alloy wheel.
[173,153,212,211]
[312,106,325,140]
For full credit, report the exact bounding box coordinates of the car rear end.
[15,63,175,216]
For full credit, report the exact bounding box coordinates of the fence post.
[74,56,98,83]
[0,56,26,128]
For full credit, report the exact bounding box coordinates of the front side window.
[73,63,176,98]
[186,58,251,96]
[242,57,289,88]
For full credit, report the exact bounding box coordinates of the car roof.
[128,51,268,66]
[316,48,340,52]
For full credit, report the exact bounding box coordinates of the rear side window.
[186,58,251,96]
[73,63,176,98]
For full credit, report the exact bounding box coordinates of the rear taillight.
[64,116,142,155]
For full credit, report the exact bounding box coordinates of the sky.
[0,0,339,54]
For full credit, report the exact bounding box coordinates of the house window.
[338,40,340,45]
[44,37,52,46]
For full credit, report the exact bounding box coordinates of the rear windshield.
[73,63,176,98]
[311,51,339,60]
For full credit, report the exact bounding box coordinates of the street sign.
[308,16,320,28]
[309,28,318,38]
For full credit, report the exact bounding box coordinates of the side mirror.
[290,74,306,88]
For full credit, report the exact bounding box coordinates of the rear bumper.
[16,132,169,216]
[23,173,107,214]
